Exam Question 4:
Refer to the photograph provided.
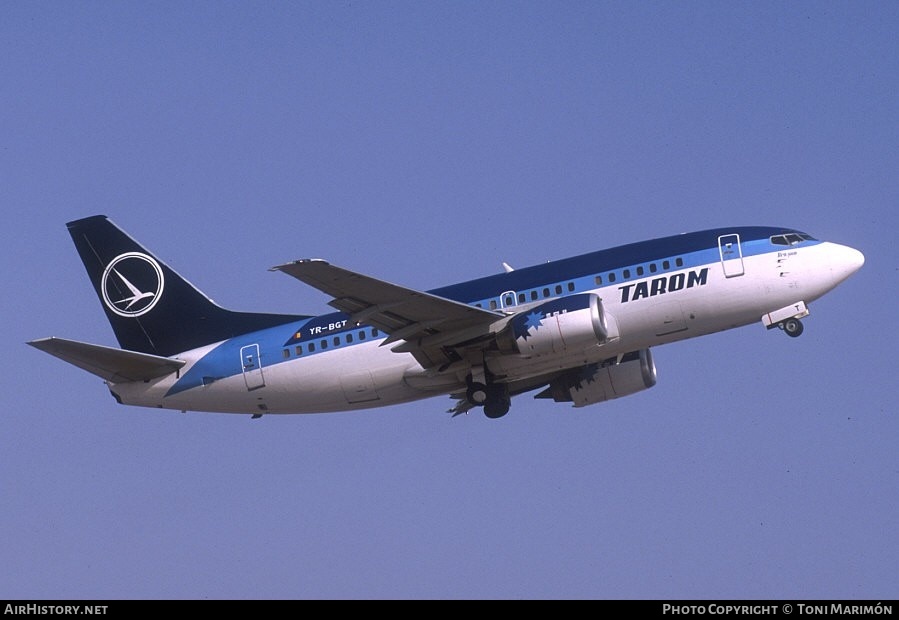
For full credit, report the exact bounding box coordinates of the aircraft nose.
[829,243,865,285]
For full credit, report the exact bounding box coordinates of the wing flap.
[28,337,186,383]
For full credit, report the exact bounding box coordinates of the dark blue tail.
[67,215,306,357]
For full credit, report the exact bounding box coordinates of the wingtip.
[270,258,330,272]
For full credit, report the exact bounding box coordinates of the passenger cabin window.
[555,284,562,294]
[308,343,316,352]
[595,275,603,285]
[662,260,670,269]
[333,337,340,347]
[567,282,575,292]
[543,288,550,297]
[636,266,644,276]
[295,346,303,355]
[359,331,366,340]
[518,293,526,303]
[531,291,538,301]
[489,300,498,310]
[346,334,353,343]
[608,273,616,283]
[623,269,631,278]
[321,340,328,350]
[675,257,684,267]
[283,349,290,359]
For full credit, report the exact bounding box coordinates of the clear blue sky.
[3,1,896,599]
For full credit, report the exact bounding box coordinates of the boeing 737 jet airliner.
[29,216,864,418]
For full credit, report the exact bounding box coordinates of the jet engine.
[536,349,657,407]
[497,293,609,358]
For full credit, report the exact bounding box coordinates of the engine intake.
[536,349,657,407]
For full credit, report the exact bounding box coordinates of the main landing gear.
[779,317,804,338]
[466,373,511,419]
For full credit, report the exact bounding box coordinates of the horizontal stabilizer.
[28,337,186,383]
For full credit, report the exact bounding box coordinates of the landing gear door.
[718,234,745,278]
[240,344,266,391]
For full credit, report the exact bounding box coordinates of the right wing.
[28,337,186,382]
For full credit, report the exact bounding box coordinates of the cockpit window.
[771,232,817,246]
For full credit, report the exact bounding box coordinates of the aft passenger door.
[718,234,745,278]
[240,344,266,391]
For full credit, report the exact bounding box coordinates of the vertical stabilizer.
[67,215,304,356]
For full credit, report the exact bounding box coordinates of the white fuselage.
[108,240,861,415]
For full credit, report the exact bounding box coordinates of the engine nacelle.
[537,349,657,407]
[497,294,609,358]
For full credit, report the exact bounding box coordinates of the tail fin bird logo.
[100,252,165,317]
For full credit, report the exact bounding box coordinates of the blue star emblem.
[520,311,544,339]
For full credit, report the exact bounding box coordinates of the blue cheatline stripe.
[166,226,818,396]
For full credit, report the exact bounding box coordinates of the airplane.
[29,215,864,419]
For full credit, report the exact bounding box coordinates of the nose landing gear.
[763,302,809,338]
[780,317,804,338]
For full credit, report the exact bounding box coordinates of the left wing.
[272,259,505,367]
